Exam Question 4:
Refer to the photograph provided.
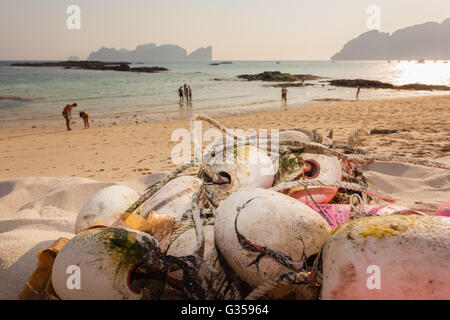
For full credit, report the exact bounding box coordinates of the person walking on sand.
[62,103,77,131]
[188,86,192,100]
[281,85,288,105]
[79,111,89,129]
[178,86,184,101]
[356,86,361,100]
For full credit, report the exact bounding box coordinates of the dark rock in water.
[114,63,131,71]
[237,71,324,82]
[396,83,450,91]
[328,79,450,91]
[269,82,314,88]
[11,61,169,74]
[129,66,168,73]
[328,79,394,89]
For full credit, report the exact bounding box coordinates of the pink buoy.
[321,216,450,300]
[435,200,450,217]
[309,204,425,229]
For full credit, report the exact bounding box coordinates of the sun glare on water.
[393,60,450,86]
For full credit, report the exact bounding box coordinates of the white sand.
[0,174,165,300]
[0,159,448,300]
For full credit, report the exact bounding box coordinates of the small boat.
[276,61,280,64]
[210,61,232,66]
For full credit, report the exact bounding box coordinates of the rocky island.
[88,43,212,62]
[328,79,450,91]
[11,61,169,73]
[331,18,450,61]
[237,71,324,82]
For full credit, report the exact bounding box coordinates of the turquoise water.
[1,60,449,119]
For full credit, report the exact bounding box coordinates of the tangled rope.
[119,113,449,300]
[124,162,193,216]
[234,198,307,272]
[245,272,312,300]
[347,154,450,170]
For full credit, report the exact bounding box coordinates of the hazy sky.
[1,0,449,60]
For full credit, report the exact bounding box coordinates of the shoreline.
[0,90,447,130]
[0,94,449,182]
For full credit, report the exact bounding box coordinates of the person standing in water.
[184,84,189,102]
[281,85,288,105]
[188,86,192,100]
[178,86,184,101]
[62,103,77,131]
[79,111,89,129]
[356,86,361,100]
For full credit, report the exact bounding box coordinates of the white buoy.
[321,215,450,300]
[52,227,165,300]
[279,153,342,205]
[206,145,275,197]
[141,175,202,219]
[74,185,139,234]
[214,188,331,292]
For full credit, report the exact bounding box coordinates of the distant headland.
[332,18,450,60]
[88,43,212,62]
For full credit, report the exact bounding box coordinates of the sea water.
[0,60,449,120]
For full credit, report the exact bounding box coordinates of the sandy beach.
[1,95,449,300]
[1,95,449,181]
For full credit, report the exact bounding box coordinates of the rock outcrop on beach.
[237,71,324,82]
[332,18,450,60]
[328,79,450,91]
[11,61,168,73]
[88,43,212,62]
[0,96,25,101]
